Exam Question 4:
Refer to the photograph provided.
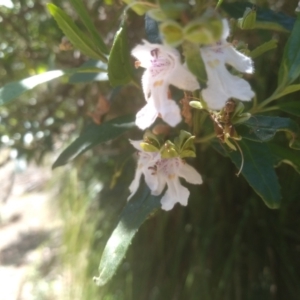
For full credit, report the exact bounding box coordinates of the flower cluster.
[128,19,254,210]
[128,140,202,211]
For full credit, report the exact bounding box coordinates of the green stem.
[194,132,216,143]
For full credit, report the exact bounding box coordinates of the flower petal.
[151,173,166,196]
[201,55,254,109]
[161,177,190,210]
[135,102,158,130]
[160,99,182,127]
[178,163,203,185]
[224,46,254,74]
[129,139,143,151]
[128,167,143,200]
[167,64,200,91]
[144,170,159,193]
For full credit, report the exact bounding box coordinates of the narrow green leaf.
[182,41,207,87]
[254,21,288,32]
[69,0,108,54]
[250,39,278,59]
[108,22,133,87]
[216,0,223,9]
[278,13,300,88]
[278,101,300,117]
[47,3,107,62]
[237,115,300,149]
[267,84,300,101]
[227,140,281,209]
[68,59,108,83]
[0,70,64,106]
[270,143,300,174]
[94,182,162,286]
[52,114,135,169]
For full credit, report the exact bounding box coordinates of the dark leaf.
[278,14,300,88]
[270,143,300,174]
[237,115,300,149]
[227,140,281,209]
[278,101,300,117]
[221,2,295,31]
[145,13,161,44]
[52,114,135,168]
[94,182,162,286]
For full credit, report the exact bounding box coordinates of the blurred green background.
[1,0,300,299]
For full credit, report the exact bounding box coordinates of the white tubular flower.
[128,140,160,200]
[200,19,254,110]
[131,40,199,130]
[128,141,202,211]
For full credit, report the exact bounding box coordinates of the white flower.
[131,40,199,130]
[128,140,202,211]
[200,19,254,110]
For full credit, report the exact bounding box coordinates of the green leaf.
[237,7,256,30]
[160,140,179,158]
[278,14,300,89]
[250,39,278,59]
[227,140,281,209]
[183,18,223,45]
[238,115,300,149]
[220,2,294,31]
[159,21,183,47]
[277,101,300,117]
[0,70,64,106]
[160,3,188,19]
[69,0,108,54]
[182,42,207,87]
[108,22,133,87]
[270,143,300,174]
[94,182,162,286]
[52,114,135,169]
[47,3,107,62]
[253,21,288,32]
[68,59,108,83]
[267,84,300,101]
[147,8,168,21]
[122,0,153,15]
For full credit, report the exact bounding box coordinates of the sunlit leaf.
[94,182,162,286]
[226,139,281,209]
[47,3,107,62]
[122,0,154,15]
[0,70,64,106]
[108,22,133,87]
[69,0,108,54]
[159,20,183,47]
[52,114,135,169]
[237,115,300,149]
[68,59,108,83]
